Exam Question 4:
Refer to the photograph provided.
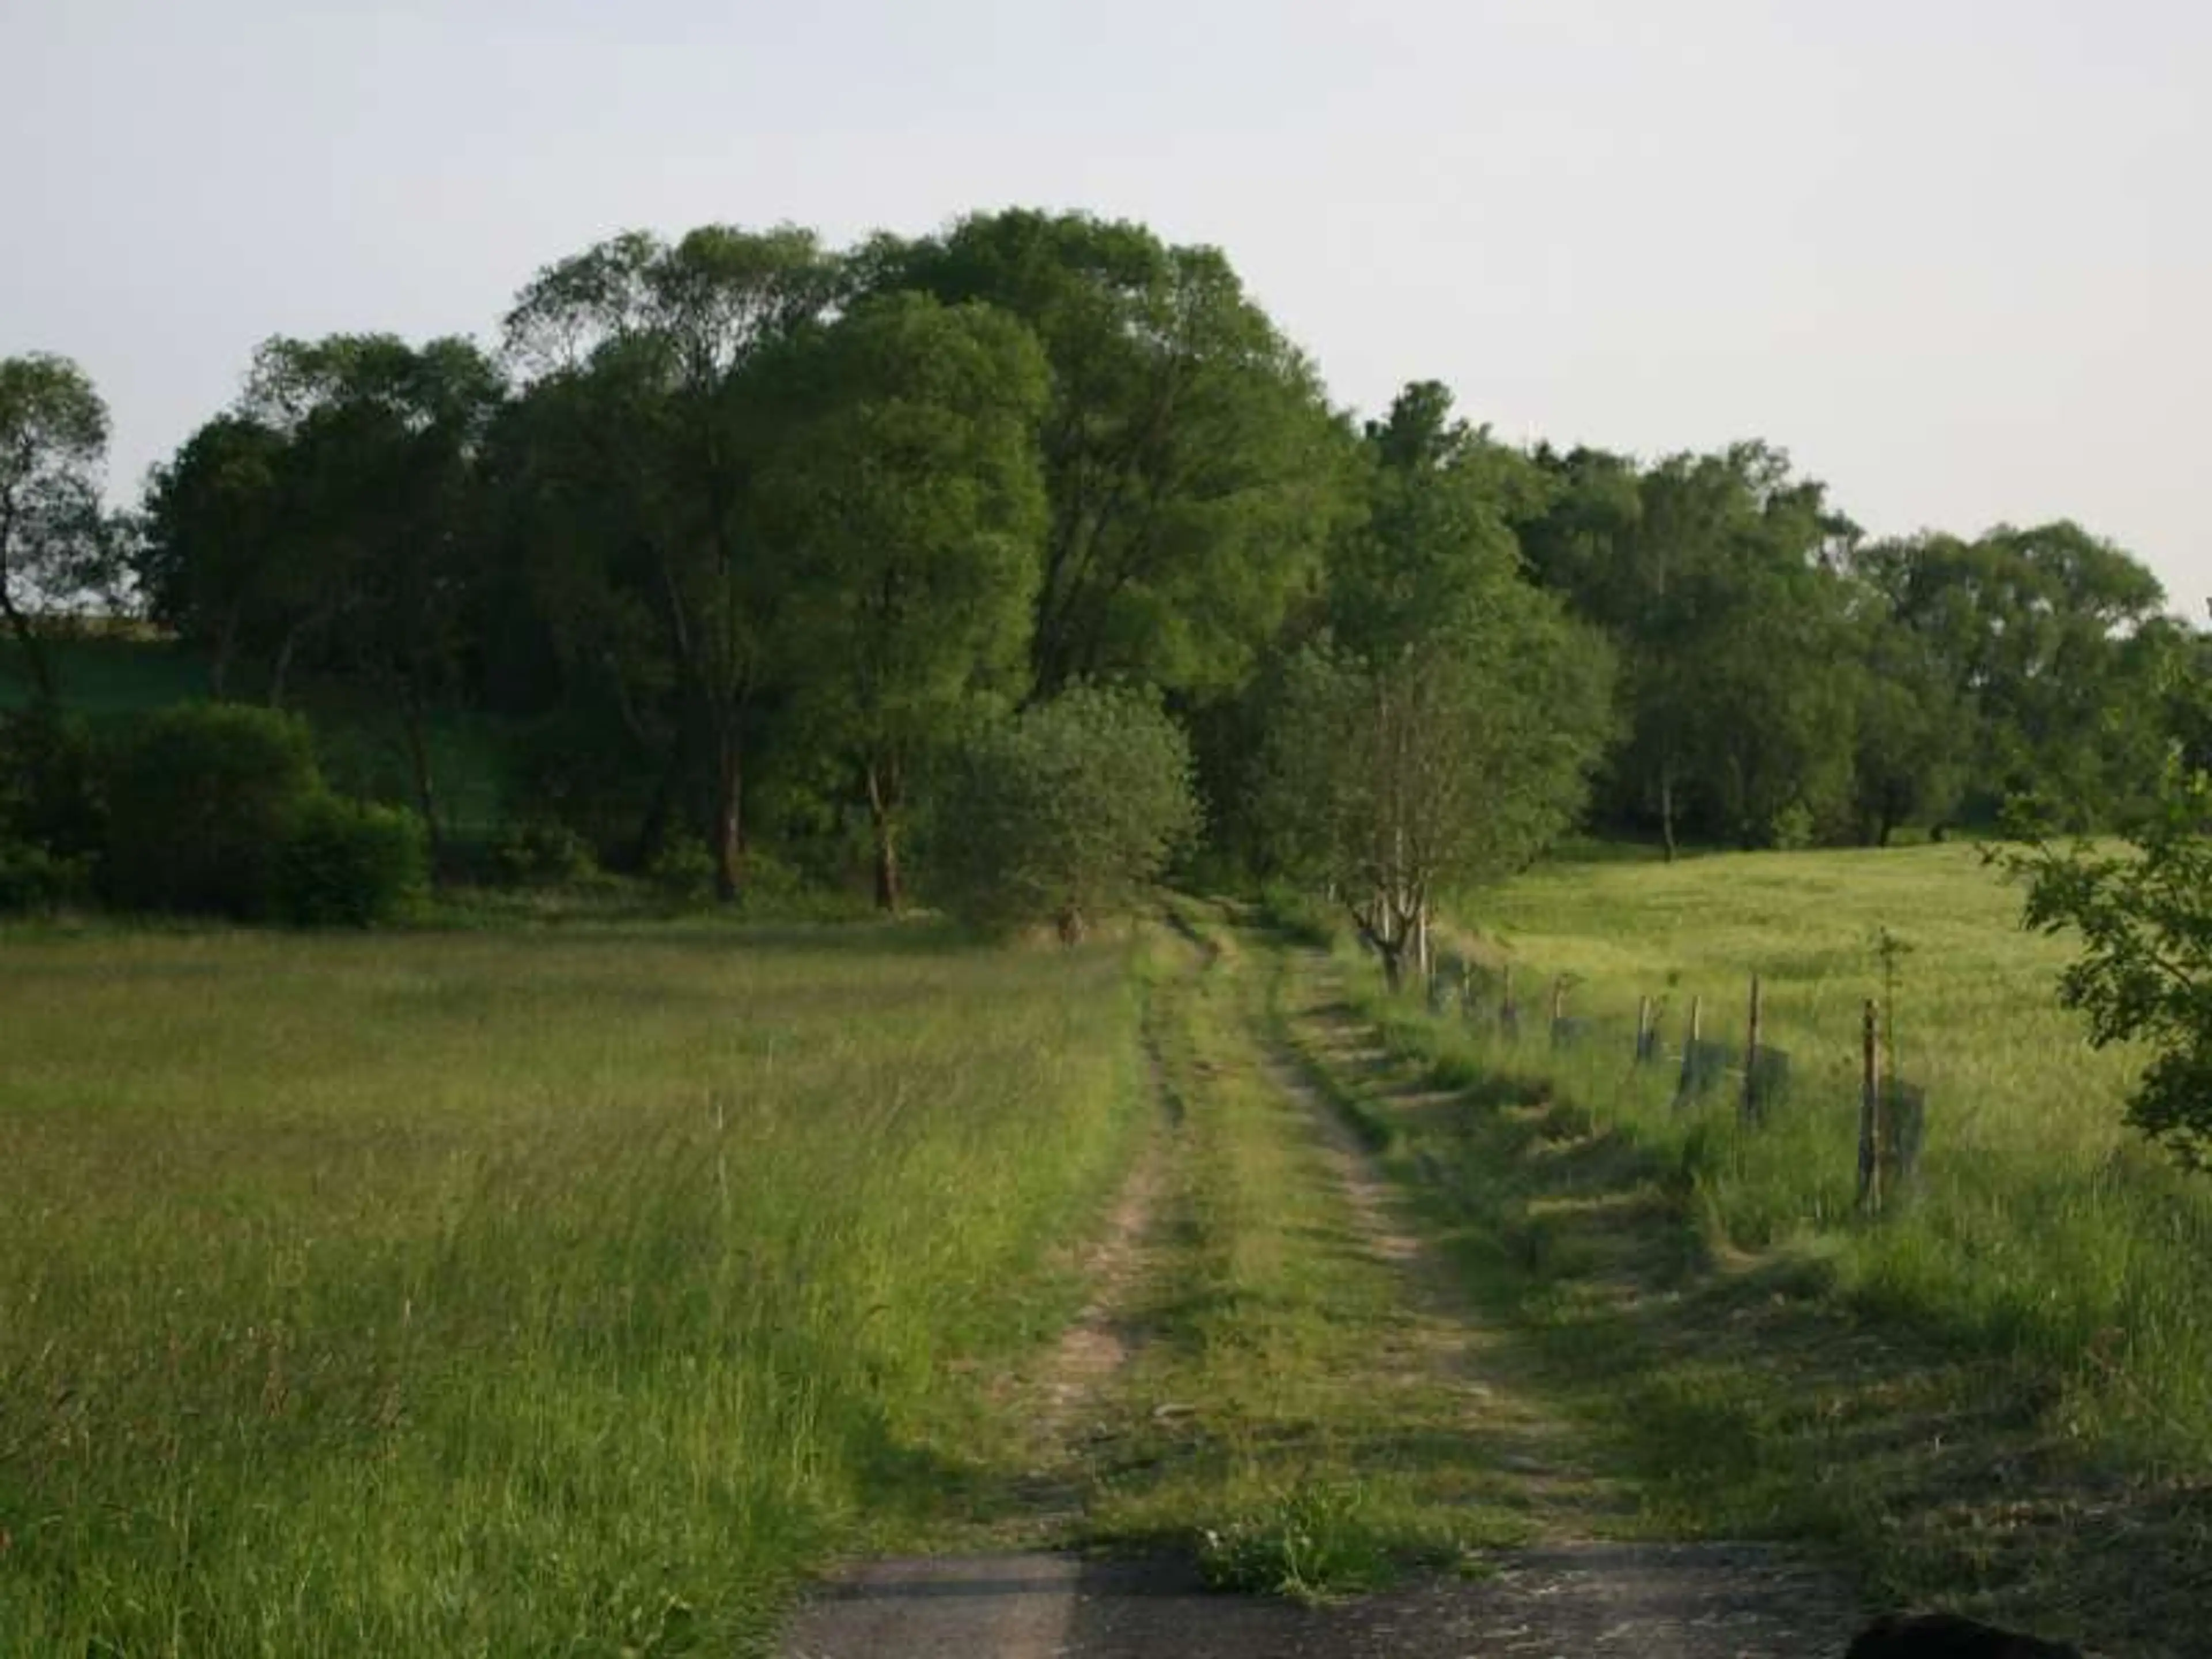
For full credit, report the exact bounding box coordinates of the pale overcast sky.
[5,0,2207,604]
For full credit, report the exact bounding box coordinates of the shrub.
[270,797,428,926]
[490,819,599,888]
[0,839,92,913]
[0,706,107,859]
[931,685,1200,941]
[646,832,718,904]
[102,703,323,918]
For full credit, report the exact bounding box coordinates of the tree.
[0,354,109,703]
[932,685,1199,941]
[232,333,506,860]
[1264,626,1610,988]
[1846,607,1970,846]
[868,210,1352,701]
[503,225,839,897]
[1521,442,1861,854]
[1857,524,2172,832]
[1260,383,1614,986]
[138,414,290,699]
[759,294,1051,910]
[2003,755,2212,1168]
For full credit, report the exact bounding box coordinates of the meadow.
[1421,844,2212,1457]
[0,921,1145,1655]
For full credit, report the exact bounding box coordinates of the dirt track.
[782,918,1867,1658]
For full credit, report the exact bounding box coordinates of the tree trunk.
[865,763,901,914]
[400,690,445,873]
[1056,907,1088,947]
[0,588,56,706]
[268,624,303,709]
[711,723,743,903]
[1377,938,1406,993]
[1659,769,1679,863]
[209,605,241,700]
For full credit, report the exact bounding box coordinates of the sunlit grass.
[0,921,1145,1655]
[1411,844,2212,1461]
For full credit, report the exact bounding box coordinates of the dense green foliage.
[268,794,429,926]
[2005,765,2212,1168]
[1519,444,2184,850]
[92,703,427,925]
[101,703,325,917]
[4,204,2195,925]
[932,684,1199,939]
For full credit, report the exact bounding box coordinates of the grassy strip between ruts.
[1073,904,1564,1601]
[0,919,1149,1656]
[1268,889,2211,1656]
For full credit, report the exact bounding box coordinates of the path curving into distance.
[781,910,1862,1658]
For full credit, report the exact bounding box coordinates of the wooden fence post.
[1742,974,1764,1122]
[1673,994,1705,1103]
[1857,997,1880,1211]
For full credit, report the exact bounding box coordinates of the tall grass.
[0,922,1145,1654]
[1372,846,2212,1464]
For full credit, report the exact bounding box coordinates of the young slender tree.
[0,354,109,704]
[1260,383,1614,985]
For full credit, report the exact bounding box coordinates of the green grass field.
[1422,846,2212,1460]
[0,921,1146,1654]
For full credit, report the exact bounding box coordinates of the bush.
[0,839,92,913]
[931,685,1200,941]
[646,832,718,904]
[270,797,429,926]
[490,819,599,888]
[102,704,323,918]
[0,706,107,859]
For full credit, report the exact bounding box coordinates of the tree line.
[2,208,2196,934]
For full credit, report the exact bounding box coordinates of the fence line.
[1411,951,1926,1211]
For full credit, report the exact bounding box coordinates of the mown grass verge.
[0,921,1148,1655]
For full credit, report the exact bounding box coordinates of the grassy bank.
[0,921,1146,1654]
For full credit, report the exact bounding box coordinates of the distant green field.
[1415,846,2212,1461]
[3,637,515,840]
[0,921,1145,1654]
[0,636,211,715]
